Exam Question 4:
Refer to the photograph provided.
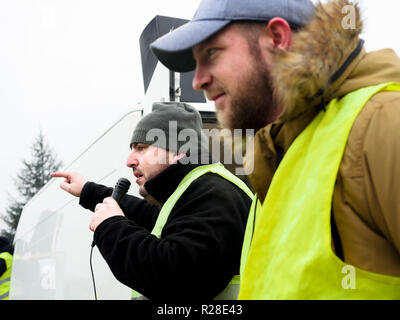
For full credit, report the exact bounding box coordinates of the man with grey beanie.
[51,102,253,300]
[130,102,211,167]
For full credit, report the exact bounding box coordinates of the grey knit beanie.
[130,102,210,161]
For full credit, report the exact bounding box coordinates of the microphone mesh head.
[115,178,131,191]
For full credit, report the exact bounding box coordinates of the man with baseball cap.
[150,0,400,299]
[52,102,253,300]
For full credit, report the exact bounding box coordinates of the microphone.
[91,177,131,300]
[111,178,131,203]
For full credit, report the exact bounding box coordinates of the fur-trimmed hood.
[272,0,363,121]
[245,0,400,202]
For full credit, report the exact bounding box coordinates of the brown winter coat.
[244,0,400,276]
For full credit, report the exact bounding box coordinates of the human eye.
[206,47,219,60]
[134,144,147,152]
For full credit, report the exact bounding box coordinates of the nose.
[192,63,212,91]
[126,149,139,168]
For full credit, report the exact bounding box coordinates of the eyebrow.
[193,37,215,56]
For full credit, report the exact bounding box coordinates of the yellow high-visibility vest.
[132,162,254,299]
[239,82,400,299]
[0,252,13,300]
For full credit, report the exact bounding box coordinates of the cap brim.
[150,19,231,73]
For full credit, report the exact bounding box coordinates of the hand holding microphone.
[90,178,131,232]
[90,178,130,300]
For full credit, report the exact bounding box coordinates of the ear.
[260,17,293,50]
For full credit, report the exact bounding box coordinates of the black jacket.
[0,258,7,277]
[80,161,252,300]
[0,240,13,277]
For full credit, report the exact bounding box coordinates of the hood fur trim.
[271,0,363,121]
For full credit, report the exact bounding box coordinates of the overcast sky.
[0,0,399,231]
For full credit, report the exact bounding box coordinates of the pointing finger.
[51,172,70,179]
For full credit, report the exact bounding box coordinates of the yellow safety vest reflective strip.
[0,252,13,300]
[132,162,254,299]
[239,82,400,299]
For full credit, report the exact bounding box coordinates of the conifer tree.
[1,131,63,241]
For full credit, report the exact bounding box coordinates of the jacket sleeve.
[79,181,160,231]
[363,96,400,255]
[93,174,251,300]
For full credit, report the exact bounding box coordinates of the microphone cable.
[90,240,98,300]
[88,177,130,300]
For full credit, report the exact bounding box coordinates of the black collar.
[144,156,213,203]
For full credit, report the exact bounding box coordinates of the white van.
[10,16,248,300]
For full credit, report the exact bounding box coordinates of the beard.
[138,185,148,198]
[217,51,280,132]
[139,185,162,206]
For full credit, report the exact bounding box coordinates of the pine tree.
[1,130,63,241]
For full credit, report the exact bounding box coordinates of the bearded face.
[216,51,278,132]
[193,23,282,133]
